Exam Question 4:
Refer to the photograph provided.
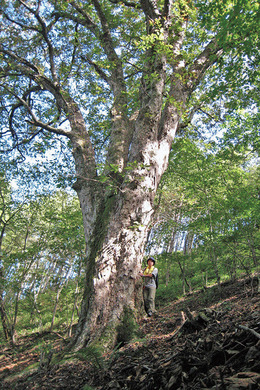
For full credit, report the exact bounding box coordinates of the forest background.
[0,0,259,349]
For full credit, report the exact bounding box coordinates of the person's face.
[147,259,154,267]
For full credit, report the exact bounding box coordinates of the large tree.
[0,0,259,350]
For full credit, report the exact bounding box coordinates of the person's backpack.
[155,273,158,289]
[153,273,159,289]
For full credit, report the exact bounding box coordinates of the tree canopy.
[1,1,259,162]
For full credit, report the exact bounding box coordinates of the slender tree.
[0,0,259,350]
[0,174,13,341]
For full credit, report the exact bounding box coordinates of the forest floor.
[0,276,259,390]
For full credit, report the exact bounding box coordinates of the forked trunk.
[72,128,180,351]
[68,44,187,350]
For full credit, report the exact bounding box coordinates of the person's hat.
[147,257,155,265]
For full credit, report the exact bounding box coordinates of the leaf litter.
[1,276,259,389]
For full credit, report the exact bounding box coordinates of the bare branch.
[3,11,39,32]
[1,84,70,138]
[81,55,111,85]
[108,0,140,8]
[0,46,39,74]
[63,23,79,82]
[238,325,260,340]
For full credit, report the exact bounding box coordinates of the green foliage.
[76,342,122,387]
[77,345,105,370]
[0,187,84,341]
[148,129,259,302]
[166,133,256,229]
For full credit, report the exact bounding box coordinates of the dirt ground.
[1,277,259,389]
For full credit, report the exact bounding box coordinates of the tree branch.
[2,84,70,138]
[54,1,122,87]
[80,55,111,85]
[18,0,59,85]
[2,11,39,33]
[0,46,39,74]
[108,0,141,8]
[139,0,161,20]
[187,38,223,92]
[238,325,260,340]
[55,1,99,35]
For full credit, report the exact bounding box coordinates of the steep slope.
[1,277,259,390]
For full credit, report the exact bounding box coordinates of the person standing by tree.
[140,257,158,317]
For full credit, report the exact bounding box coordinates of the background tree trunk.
[0,294,11,341]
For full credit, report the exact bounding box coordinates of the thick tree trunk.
[72,115,181,350]
[72,169,163,349]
